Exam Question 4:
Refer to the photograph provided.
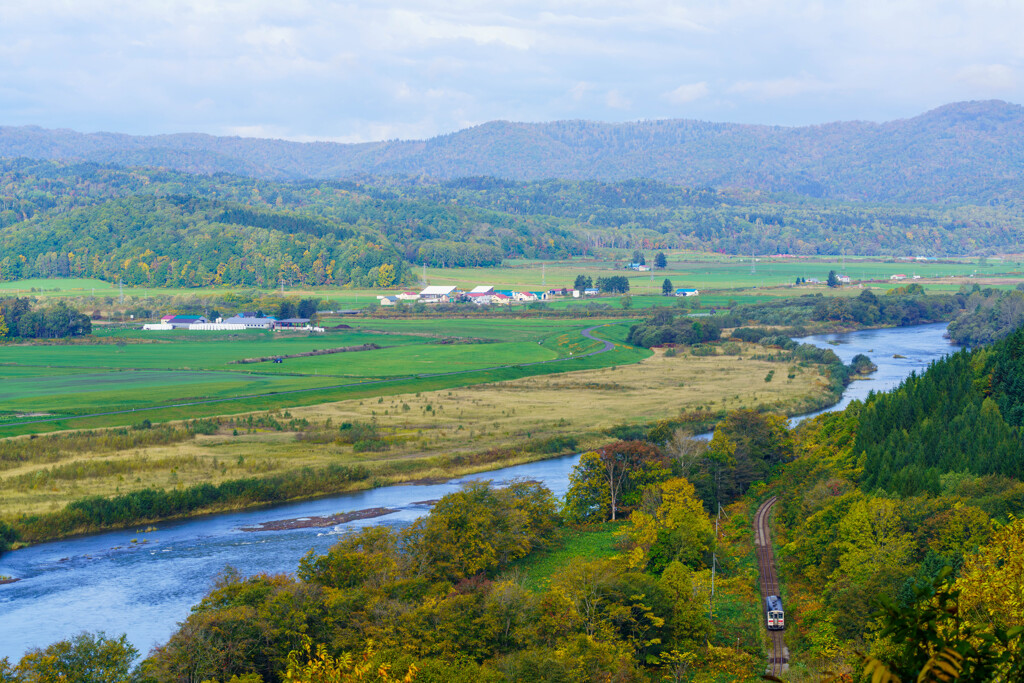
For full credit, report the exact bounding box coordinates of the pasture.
[0,343,831,520]
[0,320,637,434]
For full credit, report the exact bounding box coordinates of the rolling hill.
[2,100,1022,204]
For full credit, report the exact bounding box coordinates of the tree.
[827,270,840,288]
[376,263,396,288]
[573,274,592,291]
[632,250,643,265]
[654,252,667,269]
[661,278,673,296]
[599,441,668,521]
[0,314,6,339]
[14,631,138,683]
[620,294,632,310]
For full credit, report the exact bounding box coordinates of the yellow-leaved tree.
[621,477,714,572]
[376,264,396,288]
[956,515,1024,632]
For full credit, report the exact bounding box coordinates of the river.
[0,322,958,660]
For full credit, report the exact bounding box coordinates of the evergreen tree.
[662,278,674,296]
[654,252,667,269]
[827,270,840,288]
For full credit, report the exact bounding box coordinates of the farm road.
[755,496,789,677]
[3,325,620,428]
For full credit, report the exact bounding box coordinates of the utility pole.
[118,277,123,304]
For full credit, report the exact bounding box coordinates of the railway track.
[754,495,789,677]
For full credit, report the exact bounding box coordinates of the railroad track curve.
[754,495,789,677]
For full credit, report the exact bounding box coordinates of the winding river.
[0,322,958,660]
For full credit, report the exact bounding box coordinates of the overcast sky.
[0,1,1021,142]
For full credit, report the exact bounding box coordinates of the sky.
[0,0,1021,143]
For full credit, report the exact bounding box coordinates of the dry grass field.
[0,344,831,519]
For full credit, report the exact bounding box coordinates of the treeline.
[727,287,964,328]
[946,285,1024,345]
[403,176,1024,256]
[855,322,1024,496]
[12,462,371,543]
[0,298,90,339]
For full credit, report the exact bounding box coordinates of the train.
[765,595,785,630]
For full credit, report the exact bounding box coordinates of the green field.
[4,255,1021,310]
[0,320,640,434]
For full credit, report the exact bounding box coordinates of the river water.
[0,322,958,660]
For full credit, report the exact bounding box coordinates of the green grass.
[509,522,626,590]
[0,321,647,435]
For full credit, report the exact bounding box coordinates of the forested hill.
[2,100,1023,204]
[3,159,1024,288]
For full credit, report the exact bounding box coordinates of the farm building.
[675,288,700,297]
[159,315,209,329]
[419,285,457,303]
[396,292,421,301]
[470,285,494,295]
[277,318,311,327]
[378,295,400,306]
[468,292,493,305]
[223,315,278,329]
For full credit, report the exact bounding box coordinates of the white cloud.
[954,64,1019,91]
[665,82,709,104]
[605,89,631,110]
[728,76,830,100]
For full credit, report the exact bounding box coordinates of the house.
[491,293,511,305]
[377,295,399,306]
[837,274,851,284]
[548,288,570,297]
[626,263,650,271]
[223,315,277,329]
[467,292,493,305]
[514,291,538,302]
[675,288,700,297]
[584,288,600,297]
[890,274,907,280]
[396,292,421,301]
[419,285,457,303]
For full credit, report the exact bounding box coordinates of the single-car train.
[765,595,785,630]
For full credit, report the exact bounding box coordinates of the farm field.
[0,321,637,434]
[0,343,832,520]
[4,254,1022,310]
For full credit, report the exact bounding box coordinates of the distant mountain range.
[1,100,1022,204]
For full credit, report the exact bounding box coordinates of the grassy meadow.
[0,343,831,521]
[0,320,642,435]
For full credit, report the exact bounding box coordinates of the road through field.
[1,324,619,428]
[754,496,789,677]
